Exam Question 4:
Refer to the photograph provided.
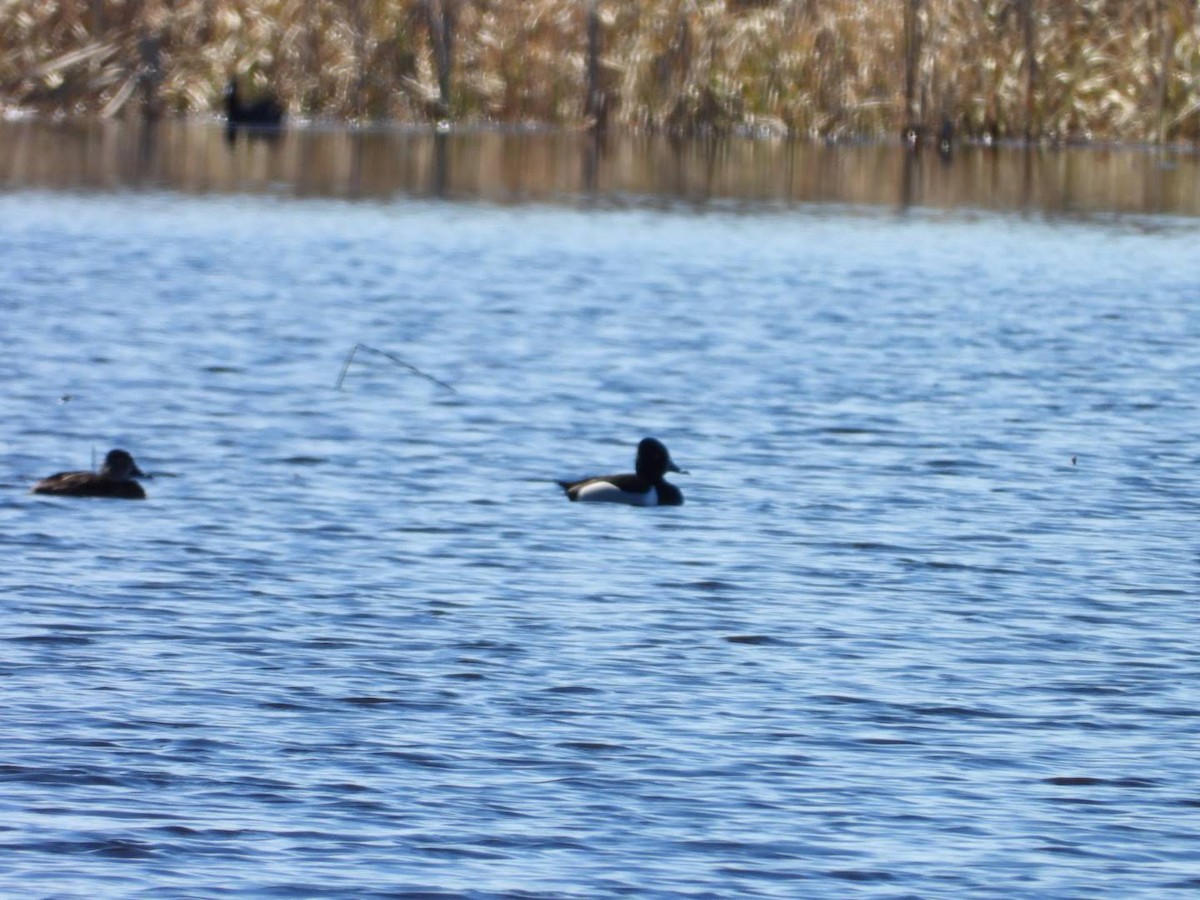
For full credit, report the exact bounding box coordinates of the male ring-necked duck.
[32,449,148,499]
[558,437,687,506]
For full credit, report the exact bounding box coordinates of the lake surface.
[2,121,1200,897]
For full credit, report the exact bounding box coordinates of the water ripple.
[3,192,1199,897]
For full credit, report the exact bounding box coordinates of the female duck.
[32,449,148,499]
[558,437,686,506]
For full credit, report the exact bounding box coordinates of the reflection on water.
[2,118,1199,215]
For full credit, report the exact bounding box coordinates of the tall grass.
[1,0,1197,141]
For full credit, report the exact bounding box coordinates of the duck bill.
[668,459,688,475]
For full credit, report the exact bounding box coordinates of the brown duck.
[32,449,148,500]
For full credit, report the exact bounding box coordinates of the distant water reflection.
[2,118,1199,215]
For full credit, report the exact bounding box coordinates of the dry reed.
[1,0,1198,141]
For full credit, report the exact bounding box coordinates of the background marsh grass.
[1,0,1198,142]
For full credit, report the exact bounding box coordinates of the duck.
[224,78,284,129]
[31,449,148,499]
[558,437,687,506]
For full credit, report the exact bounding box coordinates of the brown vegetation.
[1,0,1198,142]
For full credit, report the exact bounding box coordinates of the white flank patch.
[575,481,657,506]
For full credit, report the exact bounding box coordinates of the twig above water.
[335,343,456,394]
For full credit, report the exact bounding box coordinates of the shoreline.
[4,107,1200,157]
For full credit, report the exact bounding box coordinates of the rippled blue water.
[3,186,1200,897]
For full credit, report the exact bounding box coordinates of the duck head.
[635,437,686,480]
[100,449,145,480]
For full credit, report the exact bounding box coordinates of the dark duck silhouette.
[32,449,148,500]
[558,438,687,506]
[936,117,955,160]
[224,78,284,130]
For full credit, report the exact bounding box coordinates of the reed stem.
[903,0,921,134]
[1022,0,1036,143]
